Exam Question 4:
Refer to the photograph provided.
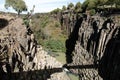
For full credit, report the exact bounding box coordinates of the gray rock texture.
[64,14,120,80]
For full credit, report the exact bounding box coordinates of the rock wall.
[65,14,120,80]
[0,14,70,80]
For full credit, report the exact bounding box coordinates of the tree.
[74,2,82,13]
[97,0,120,8]
[5,0,27,15]
[98,0,108,5]
[62,5,67,11]
[114,0,120,8]
[88,0,98,9]
[82,0,99,9]
[51,8,61,14]
[67,3,74,10]
[82,0,100,12]
[108,0,120,8]
[82,0,89,12]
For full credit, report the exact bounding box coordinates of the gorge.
[0,11,120,80]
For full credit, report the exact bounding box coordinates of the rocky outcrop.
[0,14,70,80]
[64,14,120,80]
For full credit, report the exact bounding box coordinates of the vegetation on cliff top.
[51,0,120,16]
[5,0,27,15]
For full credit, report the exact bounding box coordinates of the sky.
[0,0,85,13]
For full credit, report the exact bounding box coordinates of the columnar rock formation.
[0,14,70,80]
[64,14,120,80]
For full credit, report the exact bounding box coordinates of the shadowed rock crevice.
[98,28,120,80]
[86,20,100,64]
[0,18,9,29]
[65,17,83,63]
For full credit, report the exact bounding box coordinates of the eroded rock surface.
[64,14,120,80]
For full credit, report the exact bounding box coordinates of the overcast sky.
[0,0,84,13]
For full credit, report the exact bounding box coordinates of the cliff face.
[65,14,120,80]
[0,14,70,80]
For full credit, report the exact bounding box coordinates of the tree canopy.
[82,0,99,11]
[62,5,67,11]
[51,8,61,14]
[5,0,27,15]
[51,0,120,15]
[74,2,82,13]
[67,3,74,10]
[82,0,120,9]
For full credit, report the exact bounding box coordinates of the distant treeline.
[51,0,120,15]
